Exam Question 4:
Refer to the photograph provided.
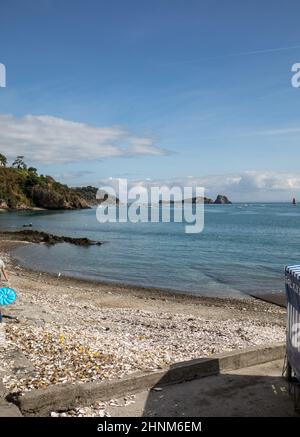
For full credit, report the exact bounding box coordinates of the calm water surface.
[0,203,298,298]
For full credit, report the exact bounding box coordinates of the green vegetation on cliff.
[0,166,90,210]
[73,186,99,203]
[74,186,119,205]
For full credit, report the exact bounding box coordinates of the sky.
[1,0,300,201]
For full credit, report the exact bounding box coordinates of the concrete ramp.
[106,360,298,417]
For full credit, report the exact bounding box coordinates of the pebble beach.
[0,239,286,402]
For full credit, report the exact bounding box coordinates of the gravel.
[1,287,285,393]
[0,243,286,397]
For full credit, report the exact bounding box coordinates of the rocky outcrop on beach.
[0,230,102,246]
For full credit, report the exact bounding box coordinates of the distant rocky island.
[211,194,232,204]
[186,194,231,204]
[159,194,232,205]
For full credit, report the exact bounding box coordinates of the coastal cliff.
[74,186,119,205]
[0,167,90,210]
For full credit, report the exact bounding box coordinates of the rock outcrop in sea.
[214,194,232,204]
[182,194,232,204]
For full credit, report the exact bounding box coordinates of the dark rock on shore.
[0,230,102,246]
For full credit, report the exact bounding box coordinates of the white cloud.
[184,172,300,201]
[202,171,300,193]
[0,114,168,164]
[97,172,300,202]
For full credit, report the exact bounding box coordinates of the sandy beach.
[0,238,287,404]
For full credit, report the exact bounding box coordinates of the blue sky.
[1,0,300,200]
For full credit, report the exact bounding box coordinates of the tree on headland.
[28,167,38,174]
[12,156,27,170]
[0,153,7,167]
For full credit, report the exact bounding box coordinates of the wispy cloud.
[254,127,300,136]
[165,44,300,65]
[206,44,300,60]
[0,114,168,164]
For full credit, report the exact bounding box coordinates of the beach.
[0,239,286,404]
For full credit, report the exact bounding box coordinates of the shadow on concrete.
[141,364,298,417]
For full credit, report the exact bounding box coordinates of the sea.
[0,203,299,299]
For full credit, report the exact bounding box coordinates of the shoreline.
[5,238,284,306]
[7,239,251,306]
[0,238,286,401]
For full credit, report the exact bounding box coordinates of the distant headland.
[0,154,112,211]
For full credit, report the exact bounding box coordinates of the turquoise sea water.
[0,203,299,298]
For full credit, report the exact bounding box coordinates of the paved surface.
[0,379,22,417]
[0,359,297,417]
[107,360,299,417]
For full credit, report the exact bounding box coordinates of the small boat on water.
[293,197,297,206]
